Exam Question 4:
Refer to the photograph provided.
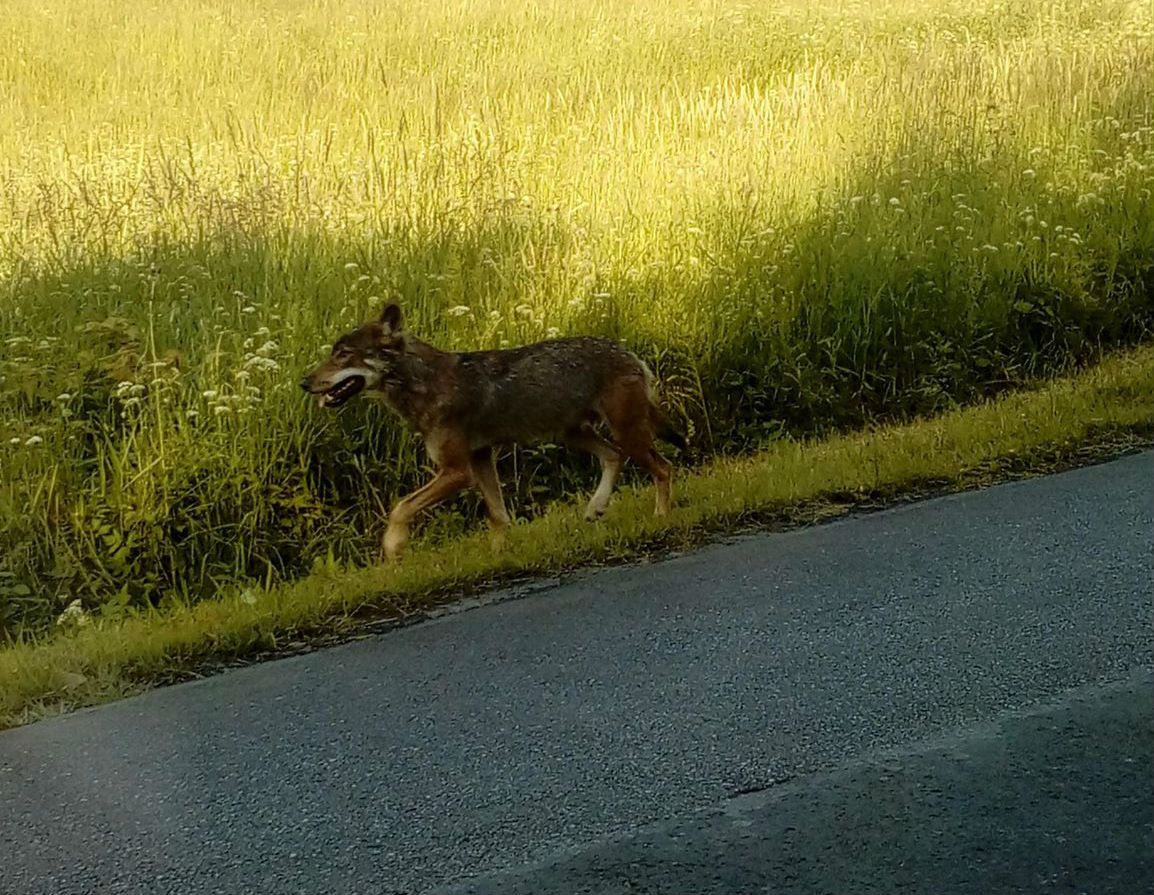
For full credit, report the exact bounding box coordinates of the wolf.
[301,303,683,560]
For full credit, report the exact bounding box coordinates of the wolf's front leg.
[469,447,511,550]
[383,467,472,561]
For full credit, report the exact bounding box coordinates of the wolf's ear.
[379,303,404,335]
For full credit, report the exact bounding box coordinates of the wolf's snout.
[299,376,313,392]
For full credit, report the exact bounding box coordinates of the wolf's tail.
[651,406,688,450]
[638,359,688,451]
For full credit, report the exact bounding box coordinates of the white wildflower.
[244,356,281,373]
[24,435,43,446]
[55,599,91,629]
[446,305,471,318]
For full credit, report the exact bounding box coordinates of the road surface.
[2,452,1151,894]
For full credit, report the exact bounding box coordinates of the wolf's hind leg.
[563,425,623,520]
[635,448,672,516]
[601,379,673,517]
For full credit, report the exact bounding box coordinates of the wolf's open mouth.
[320,375,366,408]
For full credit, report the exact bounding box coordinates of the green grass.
[0,0,1153,634]
[1,343,1152,730]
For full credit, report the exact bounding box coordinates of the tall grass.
[1,0,1151,634]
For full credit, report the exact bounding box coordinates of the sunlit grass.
[0,0,1152,633]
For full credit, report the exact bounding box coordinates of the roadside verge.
[2,345,1152,730]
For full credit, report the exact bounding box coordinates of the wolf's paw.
[383,526,408,562]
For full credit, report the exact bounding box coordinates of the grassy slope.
[2,343,1151,730]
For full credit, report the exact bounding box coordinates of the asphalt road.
[1,452,1151,895]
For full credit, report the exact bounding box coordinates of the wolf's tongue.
[321,374,366,408]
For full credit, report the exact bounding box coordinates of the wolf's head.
[300,303,407,409]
